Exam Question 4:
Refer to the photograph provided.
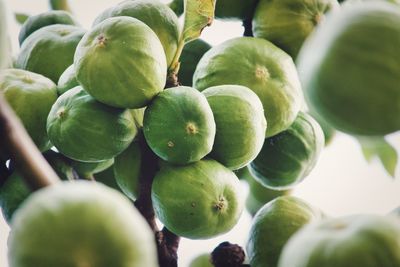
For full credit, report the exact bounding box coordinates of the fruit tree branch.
[243,19,253,37]
[0,92,60,190]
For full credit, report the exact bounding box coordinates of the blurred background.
[1,1,400,266]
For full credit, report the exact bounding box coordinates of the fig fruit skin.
[152,159,244,239]
[7,181,158,267]
[202,85,266,170]
[179,39,212,86]
[143,86,216,165]
[18,10,79,45]
[16,24,85,83]
[0,69,58,153]
[70,158,114,178]
[244,167,292,216]
[46,86,137,162]
[249,112,325,190]
[193,37,303,138]
[247,196,324,267]
[57,64,78,96]
[113,137,142,200]
[93,0,180,67]
[297,2,400,136]
[278,214,400,267]
[0,172,31,223]
[252,0,339,59]
[189,253,213,267]
[74,16,167,109]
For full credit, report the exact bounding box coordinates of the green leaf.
[169,0,184,17]
[182,0,216,43]
[49,0,72,13]
[15,13,29,24]
[358,136,398,177]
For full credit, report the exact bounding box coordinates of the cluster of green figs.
[2,0,400,267]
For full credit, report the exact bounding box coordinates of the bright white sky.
[1,1,400,267]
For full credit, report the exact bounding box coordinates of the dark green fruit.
[70,158,114,178]
[18,10,78,45]
[47,87,137,162]
[253,0,339,59]
[57,64,78,95]
[152,159,244,239]
[94,165,121,191]
[298,2,400,135]
[93,0,180,67]
[250,112,324,190]
[203,85,266,170]
[130,108,145,129]
[194,37,303,137]
[8,181,158,267]
[244,167,292,216]
[113,138,142,200]
[0,69,58,152]
[247,196,324,267]
[0,171,31,223]
[16,24,85,83]
[278,215,400,267]
[0,152,74,223]
[74,16,166,109]
[179,39,212,86]
[189,253,213,267]
[143,86,216,165]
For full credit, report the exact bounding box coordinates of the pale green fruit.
[8,181,158,267]
[152,159,244,239]
[278,215,400,267]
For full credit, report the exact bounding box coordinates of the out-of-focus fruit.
[8,181,158,267]
[252,0,339,59]
[189,253,213,267]
[278,214,400,267]
[298,2,400,136]
[0,69,57,152]
[247,196,324,267]
[18,10,78,45]
[244,167,292,216]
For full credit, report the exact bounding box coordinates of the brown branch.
[134,132,159,231]
[0,92,60,190]
[0,160,11,187]
[133,120,180,266]
[156,228,181,267]
[243,18,253,37]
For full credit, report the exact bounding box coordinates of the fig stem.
[167,38,185,79]
[0,92,60,190]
